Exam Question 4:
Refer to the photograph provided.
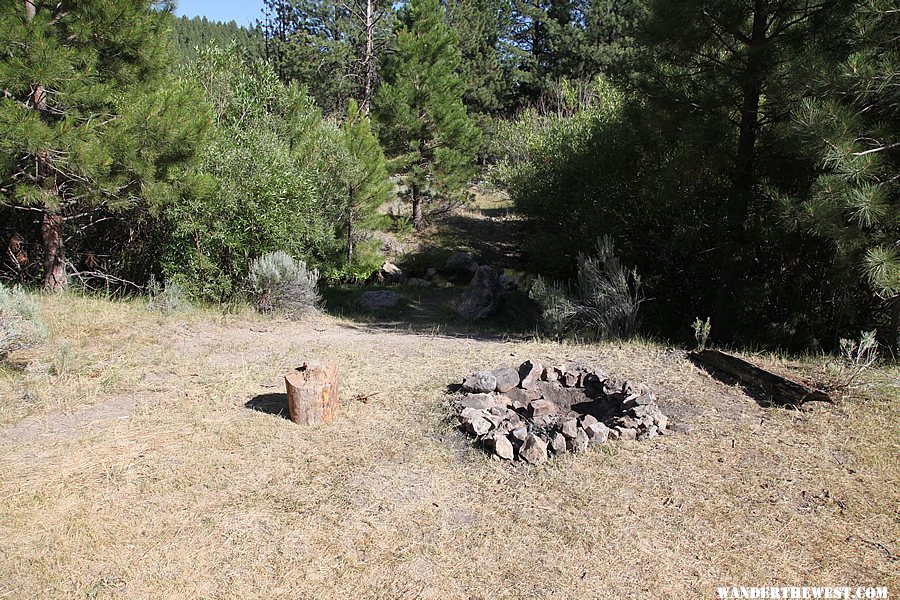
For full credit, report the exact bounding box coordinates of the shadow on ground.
[245,393,291,419]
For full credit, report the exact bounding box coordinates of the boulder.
[503,387,541,407]
[519,434,548,465]
[462,372,497,393]
[616,427,637,441]
[453,266,505,321]
[490,434,515,460]
[550,433,568,454]
[376,261,405,284]
[406,277,432,288]
[580,414,599,429]
[528,399,557,417]
[466,416,492,436]
[359,290,400,311]
[510,426,528,443]
[560,419,579,439]
[457,393,502,411]
[424,267,438,279]
[541,366,560,382]
[518,360,543,390]
[567,428,589,452]
[445,251,478,273]
[561,370,579,387]
[492,367,521,393]
[584,422,610,444]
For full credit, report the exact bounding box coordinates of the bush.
[146,276,190,314]
[0,284,48,358]
[248,251,321,318]
[530,237,642,340]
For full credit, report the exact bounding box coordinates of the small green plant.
[692,317,711,350]
[834,330,879,388]
[248,251,321,319]
[0,283,48,359]
[146,276,190,314]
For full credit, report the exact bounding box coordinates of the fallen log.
[284,361,339,425]
[690,349,833,405]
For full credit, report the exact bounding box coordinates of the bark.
[711,0,768,340]
[347,190,355,266]
[362,0,376,115]
[284,361,340,425]
[25,0,67,291]
[690,349,833,405]
[411,183,425,231]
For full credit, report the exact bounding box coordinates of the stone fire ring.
[451,360,669,464]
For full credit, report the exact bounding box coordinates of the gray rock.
[616,427,637,441]
[406,277,432,288]
[567,428,589,452]
[528,399,557,417]
[445,251,479,273]
[541,366,560,382]
[518,360,543,390]
[453,266,505,321]
[550,432,568,454]
[510,427,529,442]
[492,367,521,393]
[561,371,579,387]
[359,290,400,311]
[424,267,438,279]
[560,419,578,439]
[580,414,599,429]
[466,416,492,436]
[519,434,549,465]
[377,261,405,284]
[584,421,610,444]
[462,371,498,393]
[502,387,541,407]
[458,393,501,411]
[492,435,515,460]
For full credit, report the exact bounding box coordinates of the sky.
[174,0,264,27]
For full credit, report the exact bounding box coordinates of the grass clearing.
[0,294,897,598]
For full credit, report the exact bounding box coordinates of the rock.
[584,422,610,444]
[453,266,505,321]
[561,370,579,387]
[607,428,620,441]
[359,290,400,311]
[492,435,515,460]
[550,432,568,454]
[528,399,557,417]
[510,427,528,442]
[654,413,669,430]
[567,428,589,452]
[425,267,438,279]
[637,425,659,441]
[580,414,599,429]
[519,434,549,465]
[406,277,432,288]
[458,393,502,411]
[492,367,520,393]
[462,371,498,393]
[518,360,543,390]
[532,415,554,427]
[624,394,656,409]
[466,416,492,436]
[445,251,479,273]
[616,427,637,441]
[503,387,541,407]
[560,419,578,438]
[542,366,559,382]
[377,261,405,284]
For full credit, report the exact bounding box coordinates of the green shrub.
[529,237,642,340]
[248,251,321,319]
[0,284,48,358]
[146,276,191,314]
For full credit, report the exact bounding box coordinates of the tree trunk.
[41,212,66,291]
[890,294,899,358]
[284,361,340,425]
[362,0,377,115]
[347,196,355,266]
[25,0,67,291]
[711,0,768,340]
[411,183,425,231]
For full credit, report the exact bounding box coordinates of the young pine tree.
[0,0,209,290]
[342,98,391,265]
[374,0,481,231]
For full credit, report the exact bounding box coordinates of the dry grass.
[0,294,897,598]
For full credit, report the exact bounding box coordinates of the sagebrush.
[0,284,48,358]
[248,251,321,318]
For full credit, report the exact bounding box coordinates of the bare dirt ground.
[1,292,898,599]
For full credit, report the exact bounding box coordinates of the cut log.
[284,361,339,425]
[690,349,833,405]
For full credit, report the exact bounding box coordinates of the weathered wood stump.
[284,361,339,425]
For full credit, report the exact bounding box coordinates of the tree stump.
[284,361,339,425]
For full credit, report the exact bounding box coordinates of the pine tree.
[374,0,481,231]
[0,0,209,290]
[790,0,899,349]
[342,98,391,265]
